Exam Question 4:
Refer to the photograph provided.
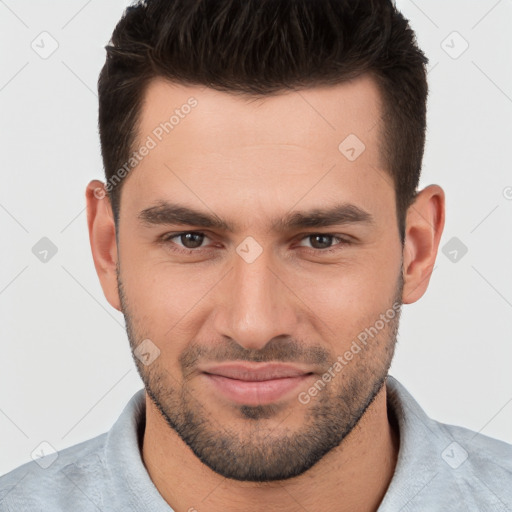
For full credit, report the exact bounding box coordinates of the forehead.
[121,75,393,226]
[138,75,383,160]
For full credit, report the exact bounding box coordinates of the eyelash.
[159,231,351,256]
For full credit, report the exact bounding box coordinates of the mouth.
[200,363,315,406]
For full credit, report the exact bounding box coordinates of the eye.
[297,234,348,252]
[161,231,213,252]
[159,231,351,256]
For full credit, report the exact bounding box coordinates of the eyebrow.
[137,201,373,232]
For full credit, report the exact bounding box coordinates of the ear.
[402,184,445,304]
[85,180,121,312]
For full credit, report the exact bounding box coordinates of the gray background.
[1,0,511,476]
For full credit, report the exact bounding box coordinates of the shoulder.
[437,419,512,485]
[0,433,108,512]
[420,420,512,510]
[383,376,512,510]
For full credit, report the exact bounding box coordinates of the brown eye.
[161,231,211,251]
[296,233,350,255]
[308,234,335,249]
[178,232,205,249]
[299,234,342,250]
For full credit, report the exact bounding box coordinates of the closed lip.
[200,363,314,381]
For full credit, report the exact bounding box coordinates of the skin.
[86,74,444,512]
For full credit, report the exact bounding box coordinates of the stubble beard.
[118,265,402,482]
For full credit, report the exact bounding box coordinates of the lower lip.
[203,373,313,406]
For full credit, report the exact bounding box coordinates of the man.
[1,0,511,510]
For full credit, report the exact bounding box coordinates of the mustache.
[179,337,331,375]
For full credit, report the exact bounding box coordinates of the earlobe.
[402,185,445,304]
[85,180,122,312]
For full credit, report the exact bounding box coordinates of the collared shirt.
[1,375,511,511]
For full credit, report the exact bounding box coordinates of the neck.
[142,382,399,512]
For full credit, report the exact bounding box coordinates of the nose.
[213,244,298,351]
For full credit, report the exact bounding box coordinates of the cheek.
[119,249,218,352]
[121,235,209,311]
[120,223,401,353]
[294,251,400,341]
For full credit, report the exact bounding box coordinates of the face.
[114,75,405,482]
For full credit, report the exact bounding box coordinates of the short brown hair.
[98,0,428,239]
